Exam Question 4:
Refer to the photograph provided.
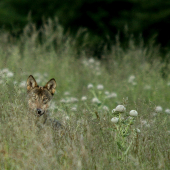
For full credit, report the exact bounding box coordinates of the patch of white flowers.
[64,92,70,96]
[128,75,135,83]
[92,97,101,104]
[87,84,93,89]
[105,91,110,95]
[19,81,26,88]
[97,84,104,90]
[82,58,101,76]
[81,96,87,101]
[105,92,117,98]
[0,68,14,78]
[60,97,79,103]
[144,85,151,90]
[103,105,109,111]
[165,109,170,114]
[71,107,77,112]
[50,102,57,110]
[155,106,163,113]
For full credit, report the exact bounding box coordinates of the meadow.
[0,21,170,169]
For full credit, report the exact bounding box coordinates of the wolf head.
[27,75,56,116]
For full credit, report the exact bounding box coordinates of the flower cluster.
[82,58,101,76]
[0,68,14,85]
[111,105,138,124]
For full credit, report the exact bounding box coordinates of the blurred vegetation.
[0,0,170,53]
[0,21,170,169]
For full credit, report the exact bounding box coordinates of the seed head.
[155,106,163,113]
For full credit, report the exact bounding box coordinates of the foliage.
[0,0,170,47]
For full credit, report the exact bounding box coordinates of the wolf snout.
[36,108,44,116]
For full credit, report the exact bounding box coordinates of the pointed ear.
[44,78,56,95]
[27,75,38,91]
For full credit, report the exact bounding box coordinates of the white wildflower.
[69,97,79,103]
[128,75,135,83]
[144,85,151,90]
[50,102,57,110]
[71,107,77,111]
[60,99,66,103]
[82,60,88,66]
[152,112,157,116]
[115,105,126,113]
[65,116,69,120]
[132,82,137,86]
[89,58,95,64]
[105,92,117,98]
[87,84,93,89]
[95,72,101,76]
[103,105,109,111]
[136,128,140,133]
[167,82,170,86]
[105,91,110,95]
[81,96,87,101]
[6,71,14,77]
[13,81,17,85]
[19,81,26,88]
[127,116,133,120]
[92,97,101,104]
[145,123,150,128]
[64,92,70,95]
[111,117,119,123]
[129,110,138,116]
[97,84,104,90]
[165,109,170,114]
[1,68,9,73]
[141,120,147,126]
[155,106,163,113]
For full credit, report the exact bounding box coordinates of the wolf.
[27,75,61,129]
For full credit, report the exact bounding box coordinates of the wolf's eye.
[43,98,48,103]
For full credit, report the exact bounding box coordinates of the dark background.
[0,0,170,55]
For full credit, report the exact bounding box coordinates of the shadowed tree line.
[0,0,170,55]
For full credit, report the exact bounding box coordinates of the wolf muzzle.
[36,108,44,116]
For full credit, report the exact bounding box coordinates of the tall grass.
[0,20,170,169]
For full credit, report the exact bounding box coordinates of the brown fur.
[27,75,56,117]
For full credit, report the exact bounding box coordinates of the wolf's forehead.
[31,87,51,97]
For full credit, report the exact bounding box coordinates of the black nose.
[37,109,42,115]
